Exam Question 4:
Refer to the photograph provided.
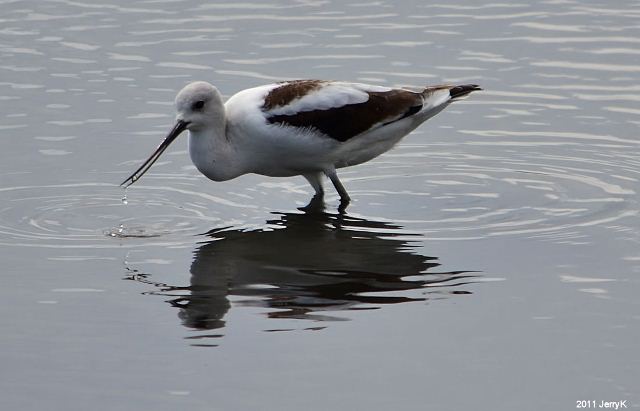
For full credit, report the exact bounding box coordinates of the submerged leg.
[303,173,324,197]
[300,173,325,213]
[324,168,351,204]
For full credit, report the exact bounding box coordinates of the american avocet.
[121,80,481,208]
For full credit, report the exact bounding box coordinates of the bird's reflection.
[128,208,479,342]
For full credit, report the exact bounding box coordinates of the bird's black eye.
[192,100,205,111]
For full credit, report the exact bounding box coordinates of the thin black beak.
[120,120,189,187]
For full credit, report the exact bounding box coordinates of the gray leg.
[303,173,324,197]
[324,168,351,203]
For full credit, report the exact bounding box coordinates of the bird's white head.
[175,81,224,132]
[120,81,225,187]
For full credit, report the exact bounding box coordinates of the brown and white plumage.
[121,79,481,208]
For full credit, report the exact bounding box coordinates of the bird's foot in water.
[298,194,326,213]
[338,197,350,214]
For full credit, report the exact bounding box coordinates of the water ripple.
[349,141,639,243]
[0,183,251,249]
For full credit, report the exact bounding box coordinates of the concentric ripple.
[2,140,638,248]
[0,182,253,249]
[351,139,639,243]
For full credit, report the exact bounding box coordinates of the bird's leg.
[299,173,326,213]
[303,172,324,198]
[324,168,351,208]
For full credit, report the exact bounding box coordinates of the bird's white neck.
[188,123,244,182]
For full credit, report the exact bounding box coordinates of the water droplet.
[118,224,125,234]
[121,188,128,205]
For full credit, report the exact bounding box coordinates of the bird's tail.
[449,84,482,100]
[421,84,482,102]
[417,84,481,119]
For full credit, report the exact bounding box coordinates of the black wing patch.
[265,88,423,142]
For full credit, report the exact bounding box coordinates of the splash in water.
[106,224,126,238]
[105,223,166,239]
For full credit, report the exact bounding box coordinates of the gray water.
[1,0,639,410]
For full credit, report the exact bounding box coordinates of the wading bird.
[121,80,481,209]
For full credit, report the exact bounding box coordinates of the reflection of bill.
[134,210,479,337]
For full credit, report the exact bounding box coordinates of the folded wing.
[262,80,425,142]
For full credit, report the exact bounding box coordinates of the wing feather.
[263,80,424,142]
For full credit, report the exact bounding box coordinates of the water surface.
[1,0,639,410]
